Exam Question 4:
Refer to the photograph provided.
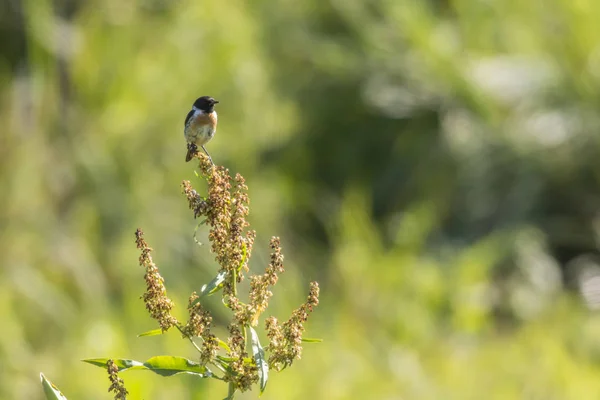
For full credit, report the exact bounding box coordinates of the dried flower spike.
[187,156,256,301]
[246,237,286,326]
[183,293,219,364]
[266,282,320,370]
[107,359,128,400]
[135,229,178,332]
[182,180,209,218]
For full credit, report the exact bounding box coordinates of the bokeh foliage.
[3,0,600,398]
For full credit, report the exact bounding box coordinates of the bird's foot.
[201,145,215,166]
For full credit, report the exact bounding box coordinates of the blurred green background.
[3,0,600,398]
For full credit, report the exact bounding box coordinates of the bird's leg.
[201,145,214,165]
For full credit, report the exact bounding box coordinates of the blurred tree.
[256,0,600,299]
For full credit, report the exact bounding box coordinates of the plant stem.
[225,382,235,400]
[232,268,237,298]
[175,324,203,354]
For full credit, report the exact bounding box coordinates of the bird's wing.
[184,109,194,128]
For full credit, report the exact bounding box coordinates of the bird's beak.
[213,100,220,104]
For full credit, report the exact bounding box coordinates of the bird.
[184,96,219,163]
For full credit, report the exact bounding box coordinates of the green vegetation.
[2,0,600,398]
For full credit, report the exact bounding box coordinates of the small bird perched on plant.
[184,96,219,163]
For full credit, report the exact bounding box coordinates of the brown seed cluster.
[183,293,220,364]
[186,154,256,301]
[246,237,286,326]
[225,323,258,392]
[229,174,254,275]
[205,165,232,272]
[225,296,257,391]
[266,282,320,370]
[182,180,209,218]
[183,293,213,337]
[200,333,219,366]
[107,359,128,400]
[228,356,259,392]
[135,229,178,332]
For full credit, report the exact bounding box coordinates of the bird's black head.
[193,96,219,113]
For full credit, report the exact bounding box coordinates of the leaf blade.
[249,327,269,394]
[194,270,227,302]
[83,356,212,378]
[301,337,323,343]
[82,358,145,372]
[138,328,164,337]
[217,338,232,353]
[40,373,68,400]
[143,356,211,377]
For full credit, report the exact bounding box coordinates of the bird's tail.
[185,143,197,162]
[185,148,194,162]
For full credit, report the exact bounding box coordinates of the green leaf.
[214,357,233,373]
[249,327,268,394]
[216,355,253,363]
[301,337,323,343]
[83,357,212,378]
[192,271,227,304]
[217,339,231,353]
[143,356,211,377]
[82,358,145,372]
[40,373,68,400]
[138,328,164,337]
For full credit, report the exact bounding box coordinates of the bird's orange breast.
[190,111,217,130]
